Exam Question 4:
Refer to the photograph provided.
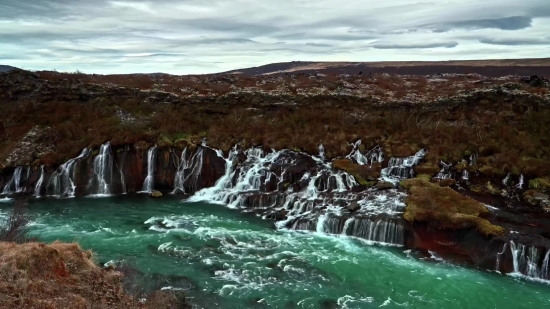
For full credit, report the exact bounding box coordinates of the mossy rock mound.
[150,190,163,198]
[332,159,381,186]
[414,162,440,176]
[439,179,456,187]
[401,178,505,237]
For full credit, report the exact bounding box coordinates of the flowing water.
[2,197,550,309]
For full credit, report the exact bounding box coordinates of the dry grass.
[332,159,381,185]
[401,178,505,237]
[0,241,190,309]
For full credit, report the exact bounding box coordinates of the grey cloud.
[479,38,550,45]
[306,43,333,47]
[430,16,533,32]
[371,42,459,49]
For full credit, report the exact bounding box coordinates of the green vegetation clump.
[529,177,550,192]
[401,178,505,237]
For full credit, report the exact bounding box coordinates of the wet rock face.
[0,144,227,197]
[269,151,317,187]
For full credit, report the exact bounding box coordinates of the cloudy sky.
[1,0,549,74]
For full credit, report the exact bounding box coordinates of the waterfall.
[47,149,91,198]
[502,173,511,186]
[34,166,45,197]
[316,211,329,234]
[470,153,477,166]
[188,146,407,246]
[89,142,113,196]
[381,149,426,182]
[318,144,325,159]
[188,147,238,204]
[346,141,383,166]
[2,166,25,194]
[508,241,550,280]
[462,170,469,180]
[435,161,453,179]
[141,146,157,193]
[350,218,404,245]
[516,174,524,189]
[542,251,550,280]
[341,217,354,235]
[173,147,206,194]
[119,163,127,194]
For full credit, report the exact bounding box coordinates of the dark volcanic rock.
[346,201,361,212]
[377,181,395,190]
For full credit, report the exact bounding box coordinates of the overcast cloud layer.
[1,0,549,74]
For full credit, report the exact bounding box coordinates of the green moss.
[455,160,468,172]
[174,132,190,141]
[485,182,501,195]
[529,177,550,192]
[365,181,377,187]
[401,178,504,237]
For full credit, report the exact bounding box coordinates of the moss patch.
[401,178,505,237]
[529,177,550,193]
[414,162,440,176]
[332,159,381,186]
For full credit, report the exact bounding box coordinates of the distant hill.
[222,58,550,77]
[0,65,17,73]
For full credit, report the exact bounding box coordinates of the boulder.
[523,191,550,211]
[346,201,361,212]
[377,181,395,190]
[149,190,163,198]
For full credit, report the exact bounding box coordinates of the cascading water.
[502,173,511,186]
[141,146,157,193]
[318,144,325,159]
[516,174,524,189]
[89,142,113,196]
[504,241,550,281]
[47,149,91,198]
[34,165,45,197]
[462,170,469,180]
[189,146,408,246]
[470,153,478,166]
[381,149,426,182]
[173,147,205,194]
[435,161,453,180]
[346,140,384,167]
[2,166,26,195]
